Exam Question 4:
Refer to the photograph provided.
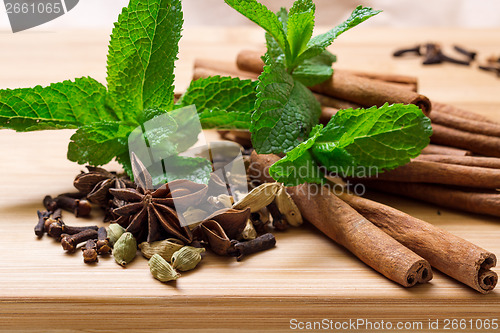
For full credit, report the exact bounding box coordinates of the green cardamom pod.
[171,246,205,271]
[107,224,126,246]
[139,238,184,261]
[149,254,180,282]
[113,232,137,267]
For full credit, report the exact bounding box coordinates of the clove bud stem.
[61,229,98,253]
[267,202,288,231]
[48,221,98,239]
[230,233,276,261]
[453,45,477,61]
[34,210,51,237]
[55,195,92,217]
[393,45,421,57]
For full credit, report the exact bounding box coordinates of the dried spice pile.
[34,152,300,283]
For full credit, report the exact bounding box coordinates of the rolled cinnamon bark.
[249,152,432,287]
[312,72,432,116]
[359,180,500,218]
[431,124,500,158]
[421,144,471,156]
[337,69,418,91]
[416,154,500,169]
[193,67,258,82]
[194,58,259,80]
[236,49,265,74]
[433,102,498,125]
[338,192,498,293]
[369,160,500,189]
[236,50,429,113]
[320,106,339,124]
[314,93,363,110]
[237,50,418,91]
[430,111,500,137]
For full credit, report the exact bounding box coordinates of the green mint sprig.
[216,0,432,186]
[270,104,432,186]
[0,0,253,178]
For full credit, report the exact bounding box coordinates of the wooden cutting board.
[0,27,499,332]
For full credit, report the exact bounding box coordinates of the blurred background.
[1,0,500,31]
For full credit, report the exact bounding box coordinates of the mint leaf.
[106,0,182,120]
[0,77,108,132]
[68,121,135,166]
[177,76,257,130]
[276,7,289,32]
[178,76,257,116]
[312,103,432,176]
[287,0,315,64]
[266,32,285,63]
[269,125,325,186]
[251,58,321,154]
[198,109,251,129]
[224,0,290,59]
[292,50,336,86]
[294,6,380,66]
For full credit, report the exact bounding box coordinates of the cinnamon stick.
[312,72,432,116]
[430,111,500,137]
[320,106,339,124]
[314,93,363,110]
[369,160,500,189]
[194,58,259,80]
[237,50,418,91]
[236,50,430,114]
[193,67,257,82]
[250,152,432,288]
[433,102,499,125]
[421,144,471,156]
[431,123,500,158]
[359,180,500,218]
[337,69,418,91]
[338,192,497,293]
[416,154,500,169]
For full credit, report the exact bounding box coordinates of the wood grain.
[0,27,500,332]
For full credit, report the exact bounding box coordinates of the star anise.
[110,153,208,243]
[74,166,135,221]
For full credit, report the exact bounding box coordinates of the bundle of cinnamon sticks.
[193,50,500,219]
[249,152,497,294]
[190,50,499,293]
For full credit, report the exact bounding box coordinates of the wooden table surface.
[1,27,500,332]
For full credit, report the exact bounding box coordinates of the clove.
[55,194,92,217]
[61,229,98,252]
[422,43,443,65]
[267,202,288,231]
[479,65,500,77]
[82,239,98,263]
[393,45,421,57]
[43,195,58,212]
[453,45,477,61]
[250,212,268,234]
[48,221,98,239]
[44,208,62,232]
[96,227,112,255]
[229,233,276,261]
[34,210,51,237]
[440,53,470,66]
